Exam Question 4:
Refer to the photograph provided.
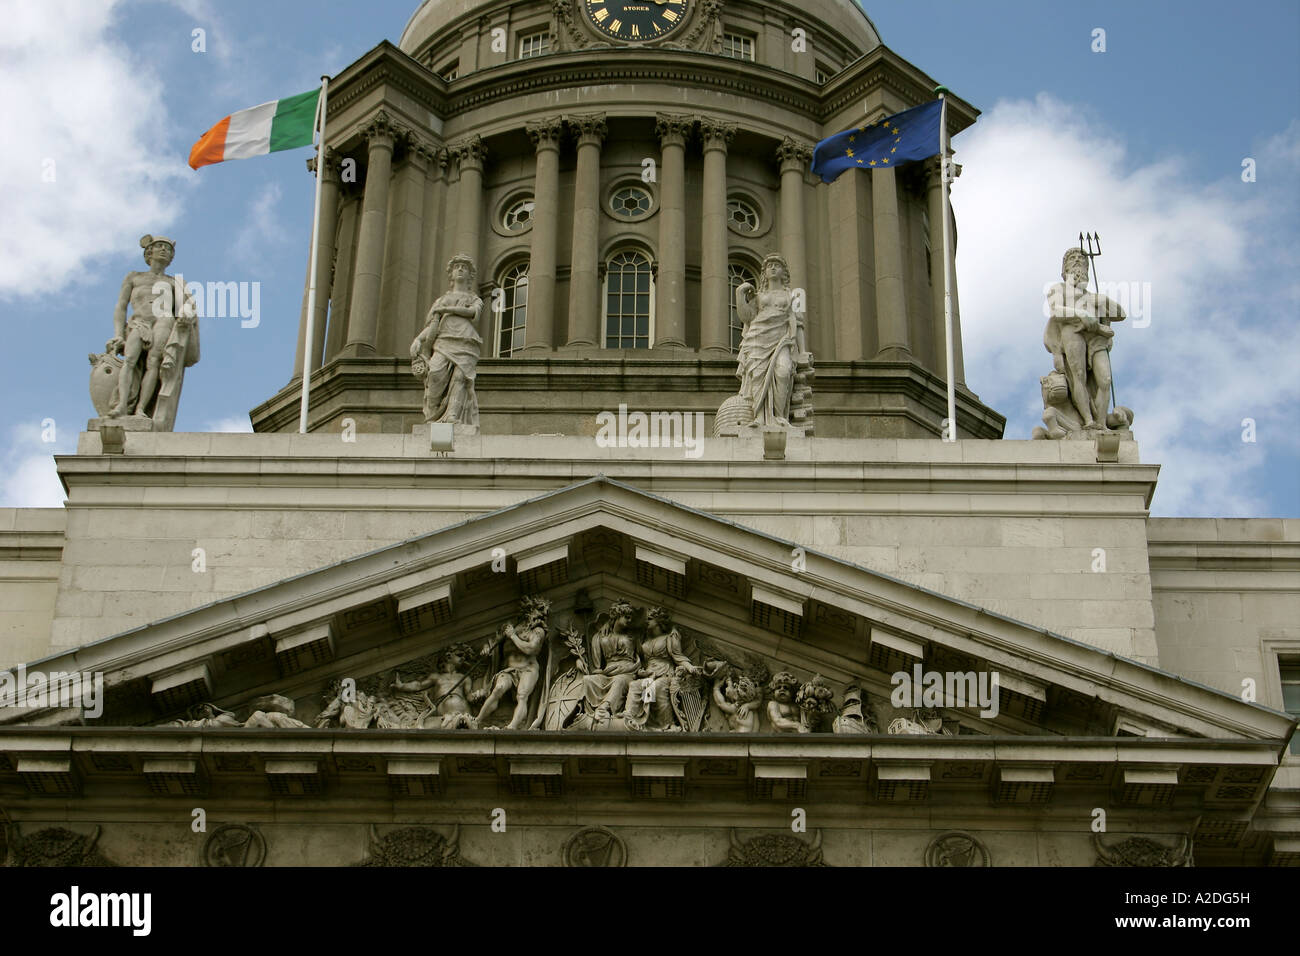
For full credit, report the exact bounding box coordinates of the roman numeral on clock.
[593,7,608,19]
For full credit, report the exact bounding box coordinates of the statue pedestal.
[412,422,480,451]
[87,415,154,433]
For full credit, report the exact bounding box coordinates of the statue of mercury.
[101,234,200,430]
[409,254,483,426]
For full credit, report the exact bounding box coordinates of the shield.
[87,351,127,418]
[541,668,585,731]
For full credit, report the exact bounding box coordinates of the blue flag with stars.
[810,99,944,184]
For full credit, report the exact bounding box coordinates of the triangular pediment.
[3,476,1288,751]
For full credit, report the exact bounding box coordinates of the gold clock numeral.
[631,23,640,37]
[610,18,622,31]
[593,6,608,19]
[663,9,677,20]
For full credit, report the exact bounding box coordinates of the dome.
[398,0,882,59]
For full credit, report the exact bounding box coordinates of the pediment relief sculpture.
[150,594,975,735]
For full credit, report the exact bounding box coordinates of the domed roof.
[399,0,881,57]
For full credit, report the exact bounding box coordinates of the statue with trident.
[1035,236,1133,439]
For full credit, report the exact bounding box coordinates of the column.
[344,112,395,357]
[324,200,357,362]
[523,117,563,352]
[565,113,607,347]
[417,147,450,336]
[776,137,812,334]
[924,156,967,385]
[384,134,430,354]
[872,165,910,360]
[699,120,734,356]
[654,114,692,349]
[451,135,487,272]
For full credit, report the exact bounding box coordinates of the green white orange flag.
[188,88,320,170]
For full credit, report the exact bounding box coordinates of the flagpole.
[298,75,329,434]
[935,86,957,443]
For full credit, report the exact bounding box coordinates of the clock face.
[583,0,689,43]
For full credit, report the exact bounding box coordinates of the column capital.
[450,135,488,172]
[775,136,813,173]
[567,112,608,148]
[923,155,961,188]
[700,119,736,152]
[526,117,566,152]
[306,147,344,182]
[361,111,397,149]
[655,113,695,148]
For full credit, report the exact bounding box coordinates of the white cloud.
[0,424,72,508]
[954,96,1300,516]
[0,0,192,300]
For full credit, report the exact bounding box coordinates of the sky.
[0,0,1297,517]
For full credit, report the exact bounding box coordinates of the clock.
[583,0,689,43]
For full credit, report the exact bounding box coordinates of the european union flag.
[810,99,944,184]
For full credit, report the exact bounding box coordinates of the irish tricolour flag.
[188,88,320,170]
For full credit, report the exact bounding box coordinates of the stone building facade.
[0,0,1296,867]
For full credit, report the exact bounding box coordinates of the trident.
[1078,231,1117,410]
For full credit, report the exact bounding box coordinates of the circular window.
[503,197,535,233]
[610,185,652,220]
[727,197,760,234]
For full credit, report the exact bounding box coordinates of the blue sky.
[1,0,1297,517]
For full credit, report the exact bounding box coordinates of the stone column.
[417,147,450,335]
[565,113,607,348]
[775,137,811,303]
[451,135,487,271]
[385,135,431,354]
[872,165,910,360]
[699,120,734,356]
[344,113,396,356]
[523,117,564,352]
[924,156,966,385]
[654,114,693,349]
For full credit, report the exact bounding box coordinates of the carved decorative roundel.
[583,0,690,43]
[925,831,990,867]
[202,824,266,867]
[564,826,627,866]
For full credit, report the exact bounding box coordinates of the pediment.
[4,477,1287,751]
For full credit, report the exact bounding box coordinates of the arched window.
[728,261,757,353]
[604,250,653,349]
[496,263,529,357]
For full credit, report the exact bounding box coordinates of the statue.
[715,253,814,435]
[712,670,762,732]
[1034,247,1131,439]
[410,254,482,426]
[621,606,702,731]
[391,646,478,728]
[579,598,641,723]
[767,671,807,732]
[468,595,549,729]
[315,681,386,729]
[91,234,200,431]
[166,694,308,728]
